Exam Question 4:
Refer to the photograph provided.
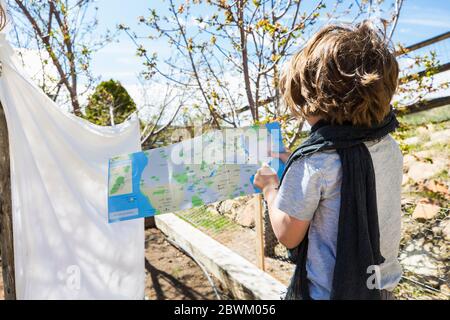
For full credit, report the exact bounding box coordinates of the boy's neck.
[306,115,322,127]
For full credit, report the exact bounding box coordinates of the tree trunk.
[0,102,16,300]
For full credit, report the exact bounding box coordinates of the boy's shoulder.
[366,134,403,163]
[288,147,341,186]
[291,145,340,171]
[290,135,402,173]
[366,135,404,175]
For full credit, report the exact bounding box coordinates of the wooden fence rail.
[396,31,450,56]
[397,31,450,113]
[400,95,450,115]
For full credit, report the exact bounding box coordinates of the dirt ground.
[144,228,222,300]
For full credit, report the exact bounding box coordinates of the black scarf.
[282,111,399,300]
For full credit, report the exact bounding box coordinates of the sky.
[90,0,450,92]
[7,0,450,116]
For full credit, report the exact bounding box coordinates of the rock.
[415,237,425,247]
[402,174,410,186]
[425,180,449,197]
[407,160,447,182]
[404,136,420,145]
[428,279,440,288]
[423,242,433,252]
[416,126,429,135]
[431,246,441,255]
[431,226,441,234]
[217,199,236,218]
[216,196,257,228]
[217,198,246,221]
[412,200,440,221]
[400,254,439,277]
[402,154,417,172]
[440,284,450,295]
[235,197,257,228]
[401,198,413,205]
[424,129,450,147]
[441,220,450,242]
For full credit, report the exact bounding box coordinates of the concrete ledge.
[155,213,286,300]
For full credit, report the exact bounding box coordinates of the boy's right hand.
[253,163,279,193]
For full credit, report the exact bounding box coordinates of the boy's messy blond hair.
[281,21,399,126]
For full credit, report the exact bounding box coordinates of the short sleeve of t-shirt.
[274,158,324,221]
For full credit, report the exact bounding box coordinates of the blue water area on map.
[108,152,157,223]
[133,152,157,217]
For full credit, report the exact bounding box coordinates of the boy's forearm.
[262,186,287,242]
[262,185,310,249]
[262,185,278,210]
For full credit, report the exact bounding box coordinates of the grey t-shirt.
[275,135,403,300]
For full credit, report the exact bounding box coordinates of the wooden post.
[255,194,265,271]
[0,102,16,300]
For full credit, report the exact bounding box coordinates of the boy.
[253,21,403,300]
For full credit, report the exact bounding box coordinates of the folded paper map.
[108,123,285,223]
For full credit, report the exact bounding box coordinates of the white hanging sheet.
[0,3,144,299]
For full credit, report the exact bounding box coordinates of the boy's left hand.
[254,164,279,192]
[270,151,291,164]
